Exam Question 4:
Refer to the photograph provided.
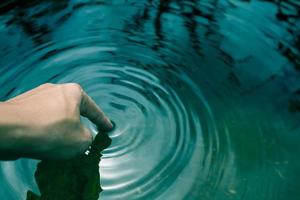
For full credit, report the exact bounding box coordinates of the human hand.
[0,83,113,160]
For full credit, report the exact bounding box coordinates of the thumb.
[79,126,93,152]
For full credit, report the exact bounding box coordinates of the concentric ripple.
[0,35,221,200]
[1,1,300,200]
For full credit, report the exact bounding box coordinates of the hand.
[0,83,113,160]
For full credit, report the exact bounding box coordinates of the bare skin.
[0,83,113,160]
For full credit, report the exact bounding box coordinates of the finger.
[82,126,93,146]
[80,90,113,131]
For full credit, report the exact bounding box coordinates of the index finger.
[79,90,113,131]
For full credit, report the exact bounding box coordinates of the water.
[0,0,300,199]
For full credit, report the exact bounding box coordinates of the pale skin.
[0,83,113,160]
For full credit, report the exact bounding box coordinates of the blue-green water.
[0,0,300,200]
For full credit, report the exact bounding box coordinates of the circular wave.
[0,34,228,200]
[1,0,300,199]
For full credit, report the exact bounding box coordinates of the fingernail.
[105,117,114,130]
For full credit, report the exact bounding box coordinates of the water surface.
[0,0,300,200]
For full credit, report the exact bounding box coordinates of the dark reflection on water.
[26,132,111,200]
[0,0,300,200]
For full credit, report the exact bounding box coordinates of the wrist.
[0,102,32,159]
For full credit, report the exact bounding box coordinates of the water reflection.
[26,132,111,200]
[0,0,300,200]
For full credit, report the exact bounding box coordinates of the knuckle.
[63,83,83,99]
[67,83,82,91]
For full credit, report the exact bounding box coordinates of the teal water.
[0,0,300,200]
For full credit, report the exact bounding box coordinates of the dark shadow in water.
[0,0,68,45]
[274,0,300,72]
[289,89,300,113]
[26,132,112,200]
